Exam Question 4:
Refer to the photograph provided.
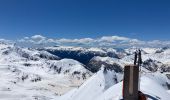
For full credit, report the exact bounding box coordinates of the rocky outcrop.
[87,57,123,73]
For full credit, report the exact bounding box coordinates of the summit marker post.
[123,50,142,100]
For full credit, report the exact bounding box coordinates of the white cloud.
[18,39,25,42]
[0,39,13,44]
[18,35,47,44]
[57,38,74,43]
[47,39,55,43]
[129,39,145,45]
[100,36,130,42]
[16,34,170,48]
[76,38,94,43]
[31,35,46,42]
[56,38,94,45]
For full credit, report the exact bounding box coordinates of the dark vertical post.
[123,65,139,100]
[138,50,142,71]
[134,52,137,65]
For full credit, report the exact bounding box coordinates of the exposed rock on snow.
[88,56,123,73]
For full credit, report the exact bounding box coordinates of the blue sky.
[0,0,170,41]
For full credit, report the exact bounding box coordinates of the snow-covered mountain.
[43,46,120,65]
[1,43,170,100]
[0,43,92,100]
[55,46,170,100]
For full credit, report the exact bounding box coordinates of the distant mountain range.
[0,42,170,100]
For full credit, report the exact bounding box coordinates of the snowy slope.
[97,73,170,100]
[61,68,170,100]
[0,43,92,100]
[61,67,123,100]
